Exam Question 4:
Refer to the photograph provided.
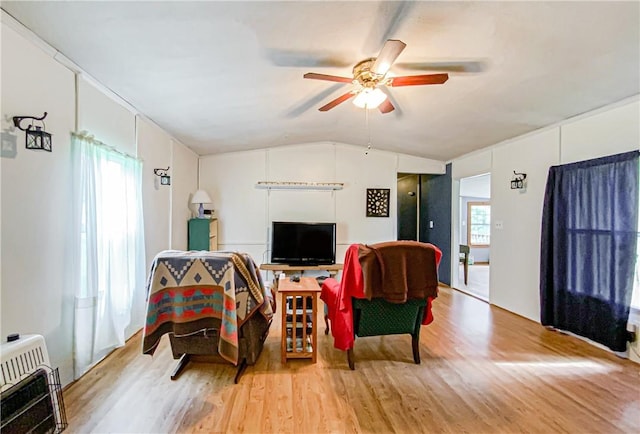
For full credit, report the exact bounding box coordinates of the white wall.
[460,174,491,198]
[0,22,198,386]
[560,101,640,163]
[452,98,639,323]
[490,128,560,320]
[170,140,198,250]
[77,76,136,155]
[452,151,492,180]
[199,142,444,275]
[199,148,268,263]
[137,117,171,268]
[397,154,445,174]
[1,24,76,386]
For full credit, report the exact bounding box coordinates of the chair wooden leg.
[233,358,248,384]
[463,255,469,285]
[412,335,421,364]
[347,348,355,370]
[324,314,330,335]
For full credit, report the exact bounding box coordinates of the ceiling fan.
[303,39,449,114]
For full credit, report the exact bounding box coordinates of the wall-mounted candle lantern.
[13,112,52,152]
[510,171,527,189]
[154,167,171,185]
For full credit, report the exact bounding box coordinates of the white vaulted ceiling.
[1,1,639,160]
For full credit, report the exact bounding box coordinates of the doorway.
[397,174,419,241]
[458,174,491,300]
[397,166,453,286]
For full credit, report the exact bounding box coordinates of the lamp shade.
[191,189,212,205]
[192,189,212,219]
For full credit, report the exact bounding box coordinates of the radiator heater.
[1,334,67,433]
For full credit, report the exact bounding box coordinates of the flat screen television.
[271,221,336,265]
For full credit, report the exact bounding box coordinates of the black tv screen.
[271,222,336,265]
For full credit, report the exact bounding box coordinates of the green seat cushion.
[352,298,426,337]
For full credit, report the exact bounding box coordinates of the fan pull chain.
[365,108,372,155]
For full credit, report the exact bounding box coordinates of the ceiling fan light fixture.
[353,88,387,109]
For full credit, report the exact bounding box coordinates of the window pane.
[468,202,491,246]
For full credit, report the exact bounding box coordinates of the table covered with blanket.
[142,250,273,365]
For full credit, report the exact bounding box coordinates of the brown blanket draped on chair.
[359,241,440,302]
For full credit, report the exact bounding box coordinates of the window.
[467,201,490,247]
[72,133,146,379]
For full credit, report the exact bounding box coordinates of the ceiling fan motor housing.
[353,58,384,88]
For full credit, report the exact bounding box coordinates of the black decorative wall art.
[366,188,390,217]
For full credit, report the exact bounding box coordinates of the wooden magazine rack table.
[260,264,343,363]
[276,277,321,363]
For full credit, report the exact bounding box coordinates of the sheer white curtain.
[71,133,146,379]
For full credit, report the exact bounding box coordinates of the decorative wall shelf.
[255,181,344,191]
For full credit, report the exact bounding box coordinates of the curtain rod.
[71,131,142,162]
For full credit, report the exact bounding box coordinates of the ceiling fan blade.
[379,87,403,117]
[388,73,449,87]
[363,1,414,55]
[372,39,407,75]
[286,83,346,118]
[304,73,353,83]
[378,98,395,114]
[319,91,355,111]
[395,60,487,74]
[266,49,352,68]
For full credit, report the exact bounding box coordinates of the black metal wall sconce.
[154,167,171,185]
[13,112,52,152]
[510,171,527,189]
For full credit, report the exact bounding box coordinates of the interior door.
[420,164,452,285]
[397,174,419,240]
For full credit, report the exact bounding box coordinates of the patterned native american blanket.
[142,250,273,365]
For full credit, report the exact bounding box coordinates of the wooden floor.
[456,264,490,300]
[63,287,640,433]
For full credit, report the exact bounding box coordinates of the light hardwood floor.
[456,264,490,300]
[63,287,640,433]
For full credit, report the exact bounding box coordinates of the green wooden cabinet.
[188,218,218,251]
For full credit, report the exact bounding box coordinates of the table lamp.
[191,189,212,218]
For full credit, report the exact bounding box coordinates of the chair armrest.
[321,277,340,293]
[320,278,340,313]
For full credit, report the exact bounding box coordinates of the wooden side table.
[277,277,321,364]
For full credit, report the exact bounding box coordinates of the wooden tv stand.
[260,263,343,277]
[260,263,343,295]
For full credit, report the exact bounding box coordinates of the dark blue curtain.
[540,150,639,352]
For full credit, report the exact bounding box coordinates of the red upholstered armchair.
[321,241,441,369]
